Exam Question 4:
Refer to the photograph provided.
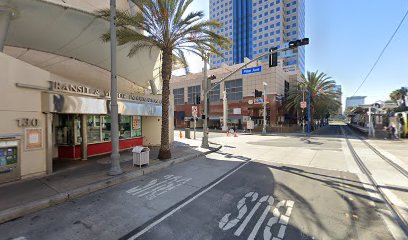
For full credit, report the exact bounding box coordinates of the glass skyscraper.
[209,0,305,74]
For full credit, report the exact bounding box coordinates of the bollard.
[234,132,238,137]
[226,132,229,137]
[180,131,183,138]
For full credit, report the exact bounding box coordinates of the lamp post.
[262,82,267,135]
[108,0,122,175]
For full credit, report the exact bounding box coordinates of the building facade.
[346,96,366,109]
[171,63,294,130]
[0,0,173,184]
[209,0,305,74]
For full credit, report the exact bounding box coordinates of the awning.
[4,0,161,88]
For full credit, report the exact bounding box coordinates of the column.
[45,113,53,174]
[81,115,88,160]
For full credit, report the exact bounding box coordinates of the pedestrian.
[398,114,405,138]
[385,125,395,140]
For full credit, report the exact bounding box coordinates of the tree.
[285,71,341,122]
[390,87,407,102]
[98,0,229,159]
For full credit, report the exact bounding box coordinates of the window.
[209,83,220,102]
[225,79,243,101]
[101,115,111,141]
[87,115,101,143]
[173,88,184,105]
[188,85,201,104]
[120,116,132,139]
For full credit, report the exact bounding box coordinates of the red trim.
[57,137,143,159]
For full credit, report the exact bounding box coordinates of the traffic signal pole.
[201,38,309,148]
[201,53,209,148]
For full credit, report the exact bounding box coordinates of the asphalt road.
[0,125,399,240]
[129,161,392,240]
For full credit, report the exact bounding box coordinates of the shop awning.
[4,0,161,88]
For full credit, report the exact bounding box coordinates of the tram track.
[340,125,408,235]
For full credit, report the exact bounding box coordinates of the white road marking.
[248,196,275,240]
[126,175,191,200]
[127,159,252,240]
[234,195,265,236]
[219,192,294,240]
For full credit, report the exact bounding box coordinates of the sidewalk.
[0,139,221,224]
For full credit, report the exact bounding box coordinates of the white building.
[0,0,173,183]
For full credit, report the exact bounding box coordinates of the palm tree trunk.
[158,50,172,160]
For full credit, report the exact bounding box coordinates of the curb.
[0,145,222,224]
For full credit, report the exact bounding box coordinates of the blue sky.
[183,0,408,106]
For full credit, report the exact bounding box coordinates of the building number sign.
[16,118,40,128]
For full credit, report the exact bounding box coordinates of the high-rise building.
[346,96,366,109]
[209,0,305,74]
[334,85,342,114]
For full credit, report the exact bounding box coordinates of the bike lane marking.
[126,158,253,240]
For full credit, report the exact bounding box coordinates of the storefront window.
[119,115,131,139]
[101,115,111,141]
[131,116,142,137]
[87,115,101,143]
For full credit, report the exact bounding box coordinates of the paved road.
[0,125,404,240]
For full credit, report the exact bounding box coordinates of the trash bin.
[185,128,191,139]
[132,146,150,168]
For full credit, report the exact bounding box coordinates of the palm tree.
[97,0,229,159]
[286,71,341,123]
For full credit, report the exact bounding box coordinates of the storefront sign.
[16,118,39,127]
[49,81,162,104]
[25,128,43,150]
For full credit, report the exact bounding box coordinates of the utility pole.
[262,82,267,135]
[201,54,209,148]
[108,0,122,175]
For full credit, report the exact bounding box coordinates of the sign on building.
[233,108,241,114]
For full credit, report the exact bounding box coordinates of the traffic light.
[195,95,201,105]
[269,47,278,67]
[289,38,309,49]
[208,75,216,80]
[255,89,263,98]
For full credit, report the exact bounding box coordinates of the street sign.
[247,120,254,130]
[254,97,270,104]
[300,101,307,109]
[242,66,262,75]
[192,106,198,117]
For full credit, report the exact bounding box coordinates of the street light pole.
[201,54,209,148]
[108,0,122,175]
[262,82,267,135]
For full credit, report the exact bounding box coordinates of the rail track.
[341,125,408,235]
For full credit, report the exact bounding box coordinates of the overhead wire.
[352,7,408,96]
